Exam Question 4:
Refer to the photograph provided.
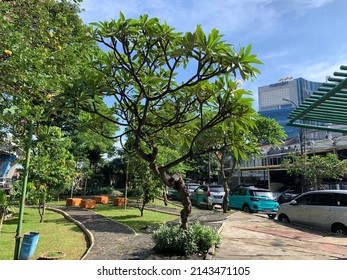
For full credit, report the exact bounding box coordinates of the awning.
[287,65,347,134]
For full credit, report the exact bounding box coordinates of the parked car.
[230,184,257,193]
[277,186,303,204]
[229,187,279,218]
[206,185,225,205]
[276,190,347,235]
[190,184,225,205]
[186,183,200,193]
[167,183,202,201]
[167,188,179,200]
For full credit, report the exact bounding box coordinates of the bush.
[152,221,221,256]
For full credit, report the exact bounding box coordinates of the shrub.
[190,221,221,253]
[152,221,221,256]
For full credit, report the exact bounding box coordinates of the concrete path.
[48,204,227,260]
[212,211,347,260]
[49,206,155,260]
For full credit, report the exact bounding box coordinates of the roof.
[287,65,347,133]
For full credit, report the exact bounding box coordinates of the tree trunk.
[157,170,192,229]
[149,157,192,229]
[172,174,191,230]
[0,212,4,234]
[38,203,45,223]
[140,199,145,217]
[222,181,229,213]
[218,155,236,213]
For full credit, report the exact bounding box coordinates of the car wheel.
[242,204,251,213]
[332,224,347,236]
[268,214,276,219]
[278,214,290,223]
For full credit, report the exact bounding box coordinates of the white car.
[276,190,347,235]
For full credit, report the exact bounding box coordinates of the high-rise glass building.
[258,77,322,139]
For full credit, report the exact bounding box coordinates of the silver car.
[206,185,225,205]
[276,190,347,235]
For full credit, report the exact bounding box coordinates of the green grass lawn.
[0,197,195,260]
[93,204,179,232]
[0,207,88,260]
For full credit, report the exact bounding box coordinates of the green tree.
[29,126,76,194]
[46,105,118,195]
[0,189,15,234]
[185,153,219,183]
[281,152,347,190]
[61,14,262,229]
[211,114,287,212]
[125,136,189,216]
[0,0,112,258]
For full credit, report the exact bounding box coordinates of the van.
[276,190,347,235]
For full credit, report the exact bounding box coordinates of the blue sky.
[79,0,347,111]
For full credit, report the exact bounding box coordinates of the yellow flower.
[4,49,12,55]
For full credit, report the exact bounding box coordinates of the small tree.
[204,115,286,212]
[61,14,262,229]
[26,183,48,223]
[126,139,188,216]
[281,152,347,190]
[0,189,15,234]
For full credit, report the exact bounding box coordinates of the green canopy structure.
[287,65,347,133]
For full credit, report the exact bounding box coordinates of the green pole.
[124,158,128,210]
[14,122,33,260]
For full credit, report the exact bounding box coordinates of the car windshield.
[210,186,224,192]
[188,185,199,191]
[252,191,274,198]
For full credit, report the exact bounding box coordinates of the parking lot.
[212,211,347,260]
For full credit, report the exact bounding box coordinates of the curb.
[46,207,94,260]
[205,217,227,260]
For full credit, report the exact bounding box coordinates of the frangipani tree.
[205,115,287,212]
[61,13,262,229]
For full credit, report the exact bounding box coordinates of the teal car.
[229,187,279,218]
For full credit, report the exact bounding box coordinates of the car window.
[209,186,224,192]
[232,189,241,195]
[295,194,313,205]
[198,185,208,192]
[335,193,347,206]
[310,193,334,206]
[238,189,247,196]
[252,191,274,198]
[188,184,199,191]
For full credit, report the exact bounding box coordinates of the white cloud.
[285,53,347,82]
[262,50,289,60]
[289,0,334,9]
[79,0,280,35]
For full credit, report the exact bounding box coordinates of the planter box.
[113,197,128,206]
[81,199,96,209]
[66,198,82,206]
[94,195,109,204]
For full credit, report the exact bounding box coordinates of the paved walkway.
[48,204,227,260]
[212,211,347,260]
[49,205,347,260]
[49,205,156,260]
